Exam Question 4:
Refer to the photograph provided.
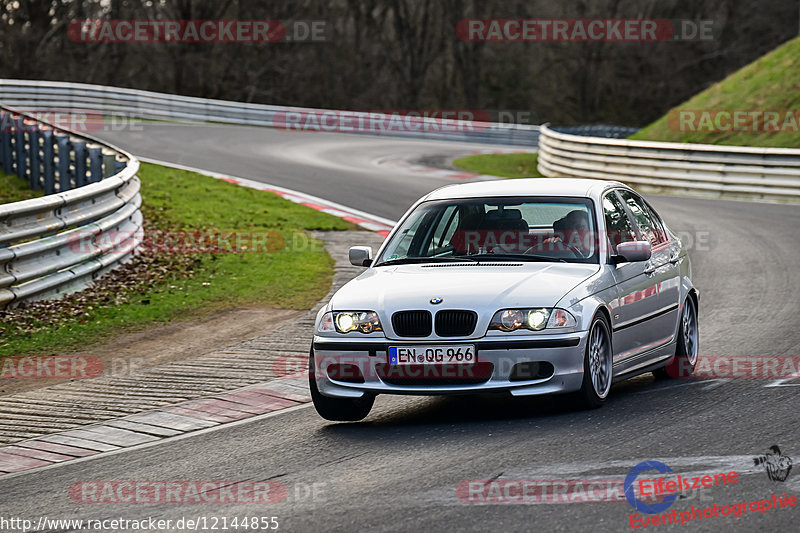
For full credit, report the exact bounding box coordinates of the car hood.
[330,262,600,313]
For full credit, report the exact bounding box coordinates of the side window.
[602,192,636,251]
[642,200,668,244]
[618,190,665,247]
[380,209,427,259]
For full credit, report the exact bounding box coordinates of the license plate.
[388,345,476,365]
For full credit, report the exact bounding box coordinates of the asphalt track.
[0,123,798,532]
[102,123,506,219]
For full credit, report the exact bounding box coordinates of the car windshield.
[375,197,599,265]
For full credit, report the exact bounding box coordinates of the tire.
[654,296,699,379]
[575,314,613,409]
[309,348,374,422]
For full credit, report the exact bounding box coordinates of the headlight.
[319,311,383,334]
[489,308,577,332]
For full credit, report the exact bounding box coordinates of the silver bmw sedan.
[310,178,699,421]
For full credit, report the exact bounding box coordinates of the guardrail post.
[73,140,87,187]
[29,129,41,190]
[102,152,117,178]
[6,119,15,175]
[14,127,27,179]
[55,134,71,192]
[41,129,56,194]
[0,111,9,173]
[88,146,102,183]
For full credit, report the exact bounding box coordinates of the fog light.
[327,363,366,383]
[509,361,555,381]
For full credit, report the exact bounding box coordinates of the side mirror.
[349,246,373,267]
[613,241,651,264]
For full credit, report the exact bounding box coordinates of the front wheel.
[575,314,613,409]
[309,348,374,421]
[654,296,699,379]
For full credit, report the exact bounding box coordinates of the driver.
[544,210,591,252]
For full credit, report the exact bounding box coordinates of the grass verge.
[0,171,43,204]
[631,35,800,148]
[452,153,542,178]
[0,162,354,356]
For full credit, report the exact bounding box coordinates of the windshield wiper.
[458,253,568,263]
[374,256,478,267]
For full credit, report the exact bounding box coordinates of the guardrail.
[0,105,142,308]
[538,125,800,202]
[0,79,539,147]
[1,109,123,194]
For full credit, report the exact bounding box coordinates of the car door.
[602,190,656,362]
[639,195,683,339]
[614,190,681,360]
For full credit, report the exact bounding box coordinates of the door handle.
[669,253,681,264]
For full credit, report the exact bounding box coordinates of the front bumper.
[311,332,589,398]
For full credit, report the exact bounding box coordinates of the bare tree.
[0,0,797,125]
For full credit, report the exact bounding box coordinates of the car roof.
[422,178,628,201]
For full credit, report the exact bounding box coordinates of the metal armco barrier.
[0,79,540,147]
[538,125,800,202]
[0,105,142,309]
[0,111,117,194]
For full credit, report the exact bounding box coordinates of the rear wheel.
[654,296,699,379]
[575,314,613,409]
[309,348,374,421]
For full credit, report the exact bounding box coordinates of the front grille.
[392,310,432,337]
[435,310,478,337]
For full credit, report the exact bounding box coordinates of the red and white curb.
[374,148,533,180]
[140,158,397,237]
[0,377,310,476]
